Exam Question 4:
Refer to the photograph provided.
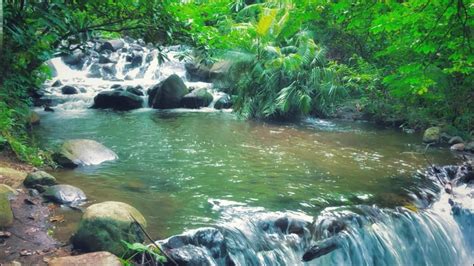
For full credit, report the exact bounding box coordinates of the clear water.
[33,39,472,264]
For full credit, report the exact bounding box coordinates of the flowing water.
[32,39,473,265]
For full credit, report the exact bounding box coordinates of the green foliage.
[120,240,167,265]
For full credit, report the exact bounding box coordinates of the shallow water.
[32,109,457,240]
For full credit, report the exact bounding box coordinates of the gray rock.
[48,252,122,266]
[100,39,125,52]
[450,143,465,151]
[43,184,86,205]
[53,139,118,168]
[61,85,79,95]
[466,142,474,153]
[181,88,213,108]
[148,74,189,109]
[51,80,63,87]
[92,90,143,111]
[214,94,233,109]
[87,63,102,78]
[449,136,464,145]
[61,50,86,69]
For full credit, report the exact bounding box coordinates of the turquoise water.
[32,109,457,240]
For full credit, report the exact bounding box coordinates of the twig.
[128,214,178,266]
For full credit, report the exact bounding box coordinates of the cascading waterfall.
[157,165,473,265]
[43,39,225,112]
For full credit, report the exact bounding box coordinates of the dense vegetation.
[0,0,473,164]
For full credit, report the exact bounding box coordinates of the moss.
[0,193,13,228]
[71,218,145,256]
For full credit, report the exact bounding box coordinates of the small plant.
[121,240,167,266]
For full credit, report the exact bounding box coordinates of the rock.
[92,90,143,111]
[53,139,118,168]
[181,88,213,108]
[448,136,464,145]
[100,39,125,52]
[44,106,55,112]
[423,127,441,143]
[0,193,13,227]
[51,80,63,87]
[130,43,144,52]
[110,84,122,89]
[466,142,474,153]
[101,63,117,78]
[87,63,102,78]
[98,55,114,64]
[450,143,465,151]
[45,60,57,78]
[0,184,18,197]
[24,171,57,190]
[185,62,212,82]
[302,236,340,262]
[61,50,86,69]
[209,61,232,79]
[131,53,143,68]
[440,132,452,143]
[43,184,86,205]
[29,111,40,126]
[61,85,79,95]
[167,245,212,265]
[0,167,27,188]
[71,201,146,256]
[48,251,121,266]
[214,94,233,109]
[148,74,189,109]
[125,86,144,96]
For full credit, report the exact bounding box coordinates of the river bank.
[0,152,72,265]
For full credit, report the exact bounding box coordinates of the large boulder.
[100,39,125,52]
[0,193,13,227]
[61,85,79,95]
[53,139,118,168]
[181,88,213,108]
[148,74,189,109]
[87,63,102,78]
[24,171,57,191]
[71,201,146,256]
[466,142,474,153]
[423,127,441,143]
[92,90,143,111]
[48,252,121,266]
[43,184,87,206]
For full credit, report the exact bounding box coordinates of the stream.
[32,39,473,265]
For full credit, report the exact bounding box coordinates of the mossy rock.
[0,167,27,188]
[423,127,441,143]
[24,171,57,189]
[53,139,118,168]
[180,88,213,108]
[0,193,13,227]
[71,201,146,256]
[0,184,18,197]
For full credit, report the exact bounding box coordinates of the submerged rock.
[24,171,57,191]
[71,201,146,256]
[61,85,79,95]
[181,88,213,108]
[92,90,143,111]
[148,74,189,109]
[43,184,86,205]
[423,127,441,143]
[48,251,121,266]
[53,139,118,168]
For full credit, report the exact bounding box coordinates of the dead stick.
[129,214,178,266]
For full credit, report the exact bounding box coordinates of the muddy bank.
[0,154,72,265]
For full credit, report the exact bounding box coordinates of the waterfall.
[157,165,474,265]
[42,39,228,112]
